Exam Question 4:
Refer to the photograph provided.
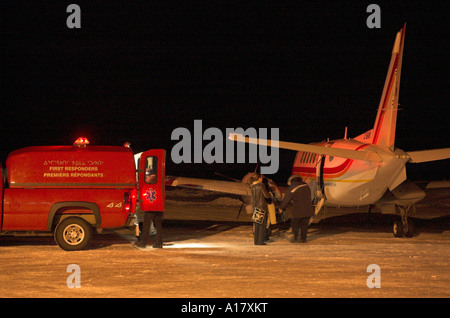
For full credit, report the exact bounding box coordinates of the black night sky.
[1,1,449,183]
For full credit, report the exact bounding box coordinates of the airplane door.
[316,155,325,199]
[316,141,333,200]
[138,149,166,212]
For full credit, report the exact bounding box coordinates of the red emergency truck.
[0,137,166,251]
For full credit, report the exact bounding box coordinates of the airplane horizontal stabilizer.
[229,133,383,162]
[407,148,450,163]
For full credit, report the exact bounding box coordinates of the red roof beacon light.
[73,137,90,147]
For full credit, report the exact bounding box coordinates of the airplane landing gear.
[393,205,414,238]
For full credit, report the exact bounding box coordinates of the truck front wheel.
[54,217,93,251]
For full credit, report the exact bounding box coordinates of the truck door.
[138,149,166,212]
[0,166,3,228]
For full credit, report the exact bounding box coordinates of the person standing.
[139,211,163,248]
[135,166,164,249]
[135,202,163,249]
[249,173,272,245]
[277,175,314,243]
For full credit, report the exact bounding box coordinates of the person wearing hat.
[249,172,272,245]
[277,175,314,243]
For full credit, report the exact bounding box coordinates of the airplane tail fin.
[370,24,406,150]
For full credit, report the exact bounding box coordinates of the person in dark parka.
[249,173,272,245]
[277,175,314,243]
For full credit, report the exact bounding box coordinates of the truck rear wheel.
[54,217,93,251]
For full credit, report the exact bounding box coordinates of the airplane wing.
[407,148,450,163]
[166,176,251,196]
[374,180,450,218]
[229,133,383,162]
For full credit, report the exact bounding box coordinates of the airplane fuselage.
[292,138,409,206]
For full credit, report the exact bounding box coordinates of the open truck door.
[0,166,4,229]
[138,149,166,212]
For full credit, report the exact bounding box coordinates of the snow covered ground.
[1,188,449,298]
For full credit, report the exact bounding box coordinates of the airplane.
[166,24,450,237]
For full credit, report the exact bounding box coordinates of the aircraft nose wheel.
[393,219,403,237]
[393,217,414,238]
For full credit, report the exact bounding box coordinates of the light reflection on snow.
[164,242,224,249]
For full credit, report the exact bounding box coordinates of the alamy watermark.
[366,4,381,29]
[171,120,279,174]
[66,4,81,29]
[366,264,381,288]
[67,264,81,288]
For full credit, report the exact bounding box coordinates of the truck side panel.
[6,146,136,189]
[2,188,131,231]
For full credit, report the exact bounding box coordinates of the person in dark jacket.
[135,205,163,249]
[249,173,272,245]
[277,175,314,243]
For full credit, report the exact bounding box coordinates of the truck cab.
[0,138,166,251]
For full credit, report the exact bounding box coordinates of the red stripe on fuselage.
[292,144,369,175]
